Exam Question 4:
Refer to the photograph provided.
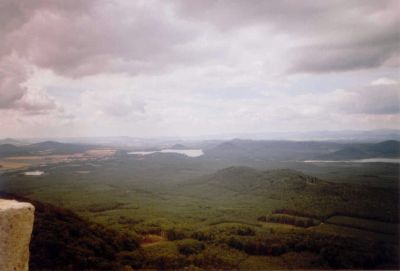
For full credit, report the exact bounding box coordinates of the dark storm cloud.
[0,0,94,109]
[0,0,195,109]
[2,1,194,78]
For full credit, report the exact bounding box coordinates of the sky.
[0,0,399,138]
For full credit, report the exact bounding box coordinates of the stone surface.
[0,199,35,271]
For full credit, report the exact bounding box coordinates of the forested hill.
[197,166,323,193]
[318,140,400,160]
[184,167,398,222]
[0,192,139,271]
[203,139,400,161]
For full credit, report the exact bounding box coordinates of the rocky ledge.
[0,199,35,271]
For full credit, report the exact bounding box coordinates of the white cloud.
[79,90,145,119]
[333,84,400,115]
[14,87,58,114]
[0,54,28,108]
[371,77,398,86]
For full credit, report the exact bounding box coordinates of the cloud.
[14,87,58,114]
[0,0,399,137]
[173,0,400,73]
[2,0,398,80]
[0,54,61,114]
[4,1,194,78]
[289,25,399,73]
[80,90,146,119]
[371,77,398,86]
[0,1,93,112]
[0,55,28,108]
[333,83,400,115]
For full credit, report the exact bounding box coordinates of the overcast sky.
[0,0,399,138]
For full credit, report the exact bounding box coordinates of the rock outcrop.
[0,199,35,271]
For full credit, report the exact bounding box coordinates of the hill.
[184,167,398,222]
[170,144,187,149]
[199,166,321,193]
[0,138,29,146]
[0,141,96,157]
[319,140,400,160]
[204,139,344,161]
[28,141,95,154]
[0,144,30,157]
[204,139,400,162]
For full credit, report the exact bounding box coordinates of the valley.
[0,139,399,270]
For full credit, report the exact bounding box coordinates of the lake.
[24,170,45,176]
[128,149,204,157]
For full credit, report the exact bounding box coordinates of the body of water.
[128,149,204,157]
[24,170,45,176]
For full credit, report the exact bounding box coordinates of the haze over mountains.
[1,129,400,147]
[0,141,96,157]
[1,138,399,162]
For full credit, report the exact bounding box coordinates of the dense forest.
[0,140,399,270]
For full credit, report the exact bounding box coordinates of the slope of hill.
[0,192,139,270]
[204,139,400,162]
[0,138,29,146]
[0,141,96,157]
[204,139,345,161]
[0,144,30,157]
[0,161,398,270]
[28,141,96,154]
[367,140,400,156]
[319,140,400,160]
[199,166,321,193]
[170,144,187,149]
[184,167,398,222]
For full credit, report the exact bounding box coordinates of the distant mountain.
[212,141,240,151]
[20,136,186,148]
[28,141,94,154]
[369,140,400,155]
[185,129,400,141]
[271,129,400,142]
[318,140,400,160]
[0,144,30,157]
[205,139,344,161]
[170,144,187,150]
[0,138,29,146]
[0,141,97,157]
[204,139,400,162]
